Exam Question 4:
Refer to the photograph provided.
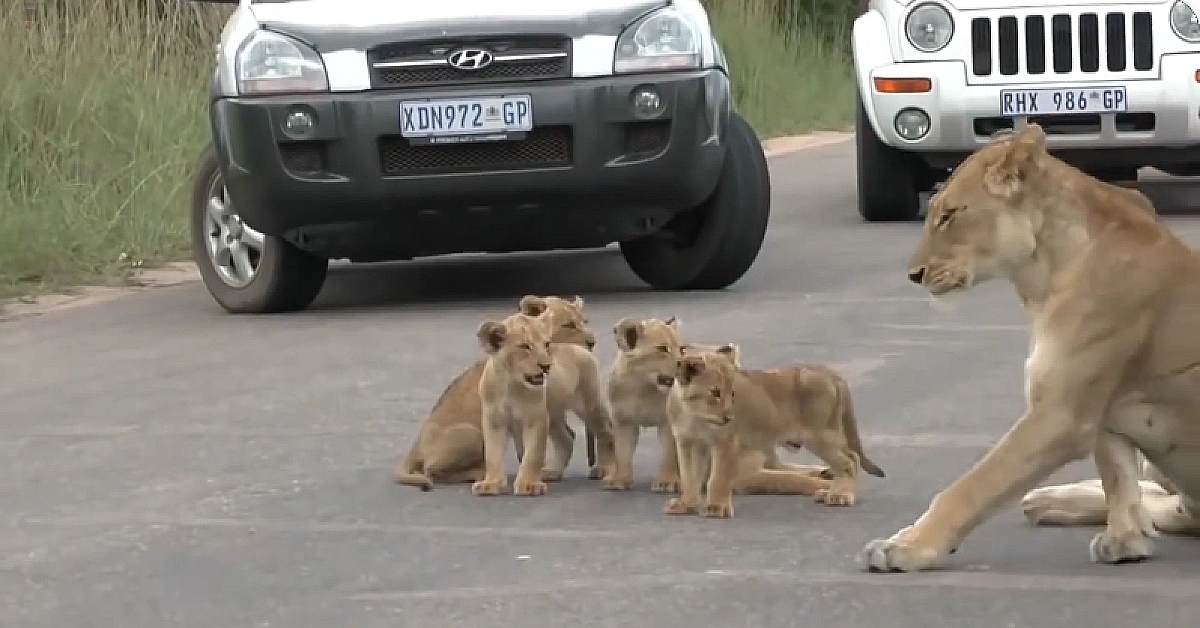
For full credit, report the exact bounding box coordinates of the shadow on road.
[309,245,656,311]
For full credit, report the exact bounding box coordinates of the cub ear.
[678,355,706,384]
[716,343,741,367]
[518,295,548,317]
[613,318,642,351]
[476,321,507,355]
[984,122,1046,199]
[571,295,585,308]
[664,315,680,331]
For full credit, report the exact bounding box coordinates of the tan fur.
[863,122,1200,573]
[603,317,686,492]
[664,349,884,518]
[394,295,615,490]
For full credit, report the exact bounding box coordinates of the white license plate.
[999,86,1127,116]
[400,95,532,144]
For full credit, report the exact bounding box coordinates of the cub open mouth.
[656,375,675,387]
[525,373,546,386]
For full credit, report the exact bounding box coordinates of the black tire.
[855,94,925,222]
[619,110,771,291]
[190,144,329,314]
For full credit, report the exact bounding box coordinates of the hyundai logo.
[447,48,494,71]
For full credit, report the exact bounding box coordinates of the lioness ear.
[664,315,680,331]
[679,356,706,384]
[518,295,548,317]
[613,318,641,351]
[476,321,507,355]
[716,343,740,366]
[571,295,584,308]
[984,123,1046,198]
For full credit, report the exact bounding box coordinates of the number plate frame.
[399,95,533,145]
[998,86,1127,116]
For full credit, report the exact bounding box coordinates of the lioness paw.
[471,479,506,497]
[860,527,945,573]
[541,469,565,483]
[664,498,699,515]
[651,477,681,493]
[514,479,548,497]
[587,466,606,480]
[1089,529,1155,564]
[816,488,856,507]
[702,502,734,519]
[603,477,633,491]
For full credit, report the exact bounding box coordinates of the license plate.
[999,86,1127,116]
[400,95,532,144]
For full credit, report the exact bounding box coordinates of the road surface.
[5,141,1200,628]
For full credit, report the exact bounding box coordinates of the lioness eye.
[544,342,551,350]
[936,206,962,229]
[710,389,721,398]
[657,345,670,353]
[519,343,532,351]
[563,322,576,329]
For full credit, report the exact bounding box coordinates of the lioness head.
[907,124,1049,296]
[613,316,683,391]
[518,294,596,350]
[674,348,739,428]
[477,313,554,389]
[681,342,741,367]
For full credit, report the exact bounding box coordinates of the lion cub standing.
[473,312,557,497]
[604,317,685,492]
[666,350,885,517]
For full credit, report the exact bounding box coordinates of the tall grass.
[0,0,854,298]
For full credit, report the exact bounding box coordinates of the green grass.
[0,0,854,299]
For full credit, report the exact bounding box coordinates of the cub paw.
[471,479,506,497]
[541,469,565,483]
[664,498,699,516]
[816,488,856,507]
[650,477,681,493]
[860,526,945,573]
[587,466,606,480]
[1089,529,1155,564]
[513,479,548,497]
[816,467,835,480]
[702,502,734,519]
[603,477,633,491]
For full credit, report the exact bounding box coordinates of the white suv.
[852,0,1200,221]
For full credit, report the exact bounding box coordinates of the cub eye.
[544,342,551,350]
[710,389,721,399]
[519,343,532,351]
[935,206,963,229]
[563,322,576,329]
[656,345,670,353]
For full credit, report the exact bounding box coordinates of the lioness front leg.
[651,424,682,493]
[702,438,739,518]
[861,405,1094,572]
[513,413,551,496]
[605,419,640,490]
[472,415,511,496]
[665,438,706,515]
[1088,431,1157,564]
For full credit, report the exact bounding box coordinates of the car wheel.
[190,145,329,314]
[855,94,925,222]
[619,110,771,291]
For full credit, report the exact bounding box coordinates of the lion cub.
[473,312,557,497]
[604,317,685,492]
[394,295,613,490]
[665,350,885,517]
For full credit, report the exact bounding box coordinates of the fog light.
[283,108,316,138]
[894,107,931,141]
[631,87,664,118]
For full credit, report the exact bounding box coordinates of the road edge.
[1,131,854,322]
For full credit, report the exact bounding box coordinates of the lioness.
[394,295,614,490]
[604,317,685,492]
[863,122,1200,573]
[664,349,884,517]
[472,312,556,496]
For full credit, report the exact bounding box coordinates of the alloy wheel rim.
[203,174,264,289]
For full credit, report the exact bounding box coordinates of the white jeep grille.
[969,10,1155,78]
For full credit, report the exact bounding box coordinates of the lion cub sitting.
[394,295,614,491]
[604,316,686,491]
[665,349,885,517]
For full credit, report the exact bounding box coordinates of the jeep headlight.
[1170,1,1200,43]
[235,30,329,95]
[905,3,954,53]
[614,7,701,74]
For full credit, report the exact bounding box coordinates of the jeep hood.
[249,0,670,52]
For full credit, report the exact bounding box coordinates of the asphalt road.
[5,141,1200,628]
